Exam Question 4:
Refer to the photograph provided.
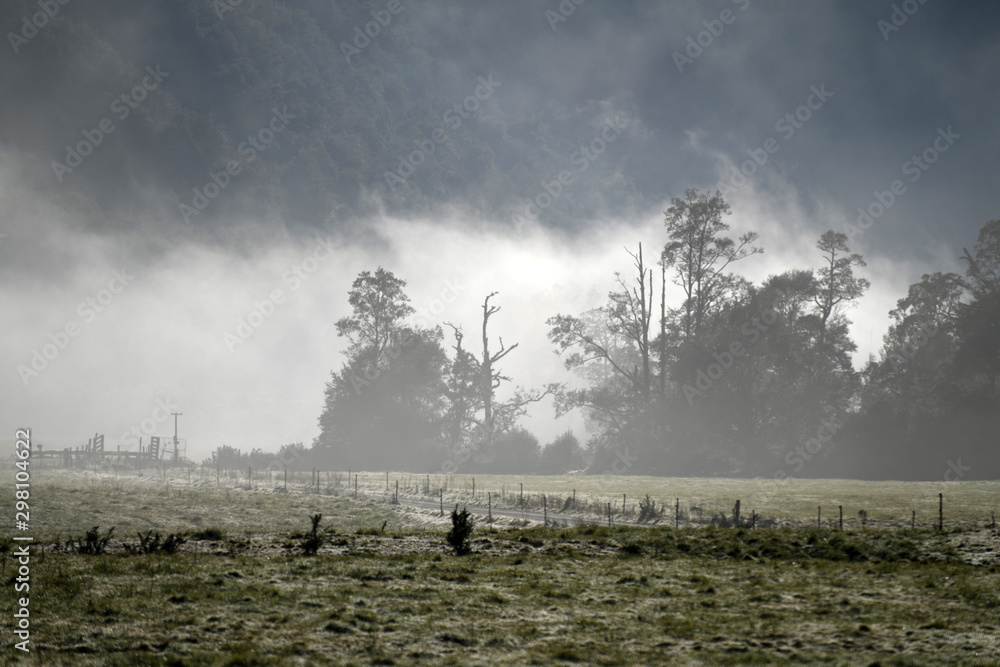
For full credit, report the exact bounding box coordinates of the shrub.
[637,495,665,524]
[124,530,186,555]
[73,526,114,555]
[300,514,324,556]
[447,506,474,556]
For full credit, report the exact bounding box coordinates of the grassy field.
[3,470,999,665]
[313,469,999,529]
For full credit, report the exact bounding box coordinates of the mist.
[2,0,996,479]
[1,176,960,462]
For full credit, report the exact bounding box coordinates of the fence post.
[675,498,679,529]
[488,492,492,524]
[395,479,398,505]
[938,493,943,531]
[607,502,612,526]
[543,495,547,526]
[520,483,523,505]
[839,505,843,531]
[623,494,626,514]
[440,489,444,516]
[817,506,821,529]
[751,510,756,529]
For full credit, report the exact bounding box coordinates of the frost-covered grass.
[7,526,1000,665]
[351,470,999,529]
[6,470,998,665]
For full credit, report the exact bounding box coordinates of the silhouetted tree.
[813,230,870,347]
[540,431,585,474]
[315,269,448,470]
[662,188,762,341]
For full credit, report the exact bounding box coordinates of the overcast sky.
[2,0,997,459]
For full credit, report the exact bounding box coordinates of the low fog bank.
[3,164,975,476]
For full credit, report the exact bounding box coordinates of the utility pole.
[171,412,182,462]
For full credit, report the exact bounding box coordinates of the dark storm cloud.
[1,0,996,456]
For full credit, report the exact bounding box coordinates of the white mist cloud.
[1,150,968,461]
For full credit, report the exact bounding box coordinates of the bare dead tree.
[481,292,518,447]
[608,244,654,401]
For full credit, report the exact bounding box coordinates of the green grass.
[327,469,1000,529]
[4,470,998,665]
[24,470,411,540]
[7,538,1000,665]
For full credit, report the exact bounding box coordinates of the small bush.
[447,506,474,556]
[124,530,186,555]
[73,526,114,555]
[637,495,665,524]
[300,514,324,556]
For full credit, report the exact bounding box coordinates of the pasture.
[3,469,999,665]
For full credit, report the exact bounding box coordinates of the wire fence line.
[13,459,997,532]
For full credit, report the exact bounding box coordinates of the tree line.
[297,188,997,480]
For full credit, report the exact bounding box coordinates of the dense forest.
[296,191,998,481]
